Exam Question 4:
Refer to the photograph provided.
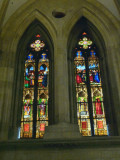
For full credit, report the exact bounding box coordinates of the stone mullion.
[54,36,70,124]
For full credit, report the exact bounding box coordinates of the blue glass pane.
[89,63,98,69]
[76,65,85,70]
[28,54,33,60]
[40,65,44,70]
[30,66,34,71]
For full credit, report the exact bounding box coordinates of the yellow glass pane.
[94,119,108,136]
[20,122,33,138]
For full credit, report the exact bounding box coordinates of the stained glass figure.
[74,51,86,85]
[20,53,35,138]
[30,40,45,51]
[20,92,34,138]
[38,54,49,88]
[24,54,35,89]
[25,66,35,88]
[74,33,108,136]
[36,53,49,138]
[74,51,91,136]
[38,98,48,119]
[24,97,32,119]
[88,51,101,85]
[20,35,49,139]
[89,51,108,136]
[78,37,92,49]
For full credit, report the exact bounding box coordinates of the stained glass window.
[88,51,108,135]
[36,53,49,138]
[74,32,108,136]
[74,51,91,136]
[20,35,49,138]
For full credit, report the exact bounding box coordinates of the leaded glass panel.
[74,32,108,136]
[88,51,108,136]
[20,35,49,139]
[74,51,91,136]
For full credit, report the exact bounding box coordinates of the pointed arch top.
[63,0,120,48]
[1,1,57,59]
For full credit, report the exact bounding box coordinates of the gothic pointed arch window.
[20,34,50,138]
[74,32,108,136]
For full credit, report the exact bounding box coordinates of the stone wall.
[0,0,120,159]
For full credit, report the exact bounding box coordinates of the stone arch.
[1,9,56,61]
[114,0,120,13]
[0,3,56,139]
[15,20,54,138]
[64,2,119,117]
[0,0,57,70]
[66,2,120,135]
[64,0,119,75]
[63,0,120,40]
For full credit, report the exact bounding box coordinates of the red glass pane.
[40,123,45,131]
[24,124,29,132]
[82,121,87,129]
[97,121,103,129]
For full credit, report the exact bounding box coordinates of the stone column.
[54,35,70,124]
[44,30,81,139]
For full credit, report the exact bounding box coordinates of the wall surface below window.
[0,140,120,160]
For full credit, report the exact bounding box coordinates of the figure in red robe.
[76,74,82,83]
[89,73,93,82]
[29,71,35,86]
[95,98,103,115]
[76,71,83,84]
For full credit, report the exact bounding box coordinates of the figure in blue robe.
[42,74,47,87]
[94,72,100,83]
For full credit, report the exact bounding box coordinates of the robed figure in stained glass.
[24,97,32,119]
[38,64,48,87]
[94,70,100,83]
[38,99,47,118]
[25,65,35,88]
[89,72,94,82]
[95,98,103,115]
[21,35,49,139]
[74,32,108,136]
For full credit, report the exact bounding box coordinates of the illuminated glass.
[20,36,49,139]
[30,40,45,51]
[20,53,35,138]
[36,53,49,138]
[74,33,108,136]
[88,50,108,135]
[74,51,91,136]
[78,33,92,49]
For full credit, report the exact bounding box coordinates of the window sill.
[0,136,120,149]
